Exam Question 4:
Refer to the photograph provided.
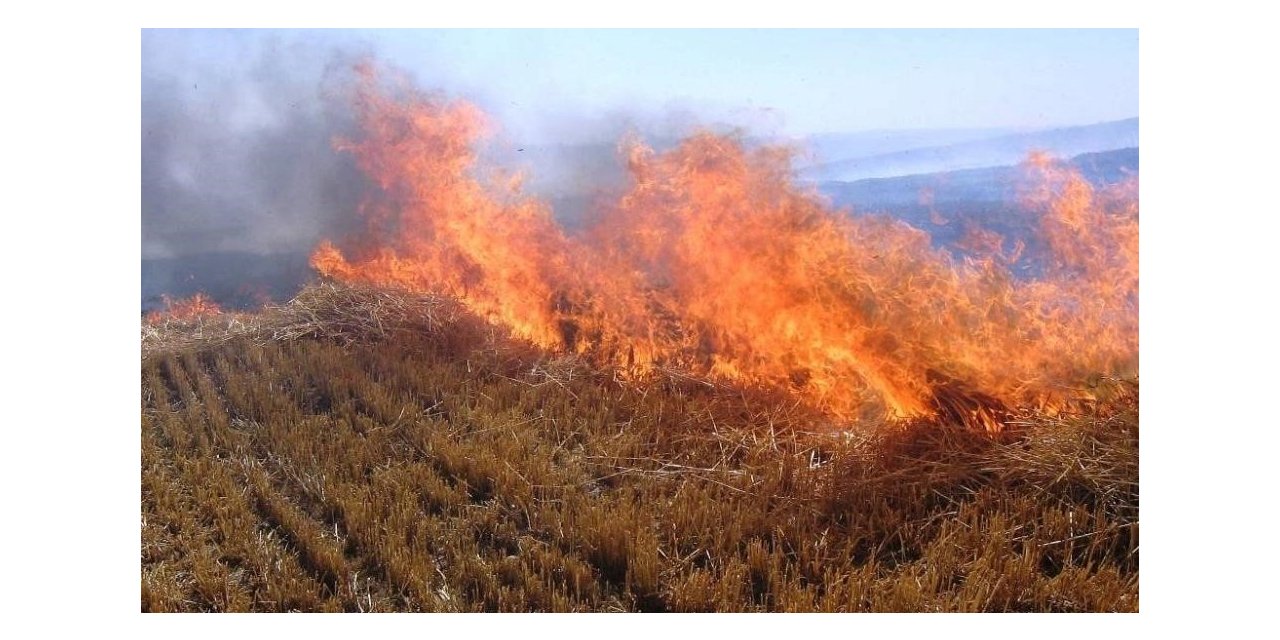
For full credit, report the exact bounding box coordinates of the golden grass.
[142,282,492,362]
[141,283,1137,612]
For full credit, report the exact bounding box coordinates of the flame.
[312,67,1138,428]
[145,292,223,324]
[310,64,573,349]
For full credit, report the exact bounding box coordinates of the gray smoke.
[142,30,369,259]
[141,30,800,311]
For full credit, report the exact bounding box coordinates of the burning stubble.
[310,65,1138,425]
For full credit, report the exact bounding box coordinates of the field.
[141,284,1138,612]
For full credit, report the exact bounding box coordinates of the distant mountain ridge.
[804,118,1138,183]
[794,126,1024,167]
[819,147,1139,210]
[815,147,1138,260]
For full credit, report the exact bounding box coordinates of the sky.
[144,29,1137,142]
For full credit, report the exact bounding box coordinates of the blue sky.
[144,29,1137,141]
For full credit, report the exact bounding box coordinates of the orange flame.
[312,67,1138,427]
[145,292,223,325]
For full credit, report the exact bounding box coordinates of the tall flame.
[312,66,1138,427]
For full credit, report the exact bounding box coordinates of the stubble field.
[141,284,1138,612]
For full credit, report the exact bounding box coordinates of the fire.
[145,292,223,325]
[312,66,1138,428]
[310,64,573,350]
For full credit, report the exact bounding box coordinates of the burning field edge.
[141,283,1138,612]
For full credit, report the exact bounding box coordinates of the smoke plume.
[142,31,371,259]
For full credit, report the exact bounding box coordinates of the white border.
[9,1,1278,636]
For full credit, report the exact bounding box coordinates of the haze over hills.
[817,147,1138,267]
[796,126,1024,168]
[821,147,1139,210]
[476,119,1136,227]
[801,118,1138,183]
[488,119,1137,201]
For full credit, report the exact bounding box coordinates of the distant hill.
[794,127,1023,168]
[818,147,1138,260]
[804,118,1138,182]
[820,147,1139,209]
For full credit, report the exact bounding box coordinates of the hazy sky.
[144,29,1137,141]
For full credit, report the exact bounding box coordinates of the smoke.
[142,32,778,311]
[143,30,802,260]
[477,103,793,230]
[142,30,369,259]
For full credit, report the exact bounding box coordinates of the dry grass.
[142,282,494,362]
[141,283,1137,612]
